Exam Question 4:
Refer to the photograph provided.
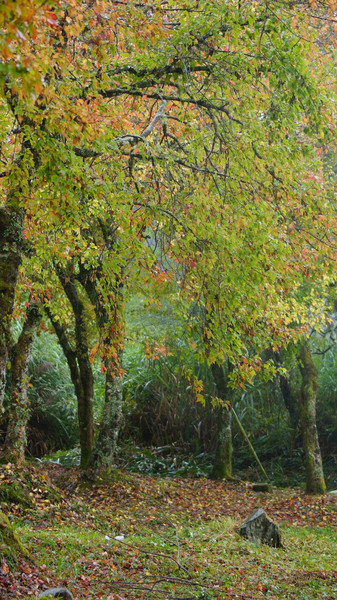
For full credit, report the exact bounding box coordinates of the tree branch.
[73,101,167,157]
[101,88,243,125]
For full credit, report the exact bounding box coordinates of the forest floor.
[0,460,337,600]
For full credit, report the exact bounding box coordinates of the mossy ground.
[0,510,31,563]
[0,481,33,507]
[0,461,336,599]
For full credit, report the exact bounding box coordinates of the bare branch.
[73,102,167,157]
[101,88,243,125]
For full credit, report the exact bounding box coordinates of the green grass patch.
[14,512,337,599]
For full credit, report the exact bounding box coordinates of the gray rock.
[239,508,282,548]
[39,588,73,600]
[252,483,272,493]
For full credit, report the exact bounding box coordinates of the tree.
[1,300,41,465]
[210,362,233,481]
[75,262,124,473]
[297,340,326,493]
[46,272,95,469]
[1,0,336,469]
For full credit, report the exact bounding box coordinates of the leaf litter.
[0,461,336,600]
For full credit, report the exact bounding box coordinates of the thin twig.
[109,537,189,573]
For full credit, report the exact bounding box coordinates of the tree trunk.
[48,310,94,468]
[1,302,41,465]
[0,97,36,412]
[297,341,326,494]
[86,369,123,472]
[210,362,233,480]
[0,203,25,413]
[76,262,125,473]
[77,355,95,468]
[47,273,95,469]
[273,351,302,451]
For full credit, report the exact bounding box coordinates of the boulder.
[239,508,282,548]
[252,483,272,493]
[39,588,73,599]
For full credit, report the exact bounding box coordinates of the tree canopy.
[0,0,336,471]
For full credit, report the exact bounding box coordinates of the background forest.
[4,304,337,489]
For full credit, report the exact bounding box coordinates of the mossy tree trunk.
[0,88,37,413]
[52,270,95,468]
[0,206,24,413]
[76,262,124,473]
[0,167,27,413]
[2,301,41,465]
[297,341,326,494]
[86,370,123,472]
[210,362,233,480]
[0,510,31,561]
[47,306,94,469]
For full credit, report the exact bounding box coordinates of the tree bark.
[53,271,95,468]
[76,262,125,473]
[297,341,326,494]
[0,190,25,413]
[1,302,41,465]
[210,362,233,480]
[0,87,37,412]
[86,370,123,472]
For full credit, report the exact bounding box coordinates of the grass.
[16,518,337,599]
[1,462,337,600]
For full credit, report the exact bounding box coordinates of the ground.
[0,461,336,599]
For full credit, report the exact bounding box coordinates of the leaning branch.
[107,63,211,79]
[101,88,243,125]
[73,101,167,157]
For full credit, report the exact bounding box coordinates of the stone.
[252,483,272,493]
[39,587,73,599]
[239,508,282,548]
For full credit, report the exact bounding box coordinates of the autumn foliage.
[0,1,336,471]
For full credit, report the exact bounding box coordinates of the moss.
[0,482,33,507]
[210,409,232,480]
[0,510,31,561]
[45,486,62,503]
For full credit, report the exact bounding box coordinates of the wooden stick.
[230,404,270,482]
